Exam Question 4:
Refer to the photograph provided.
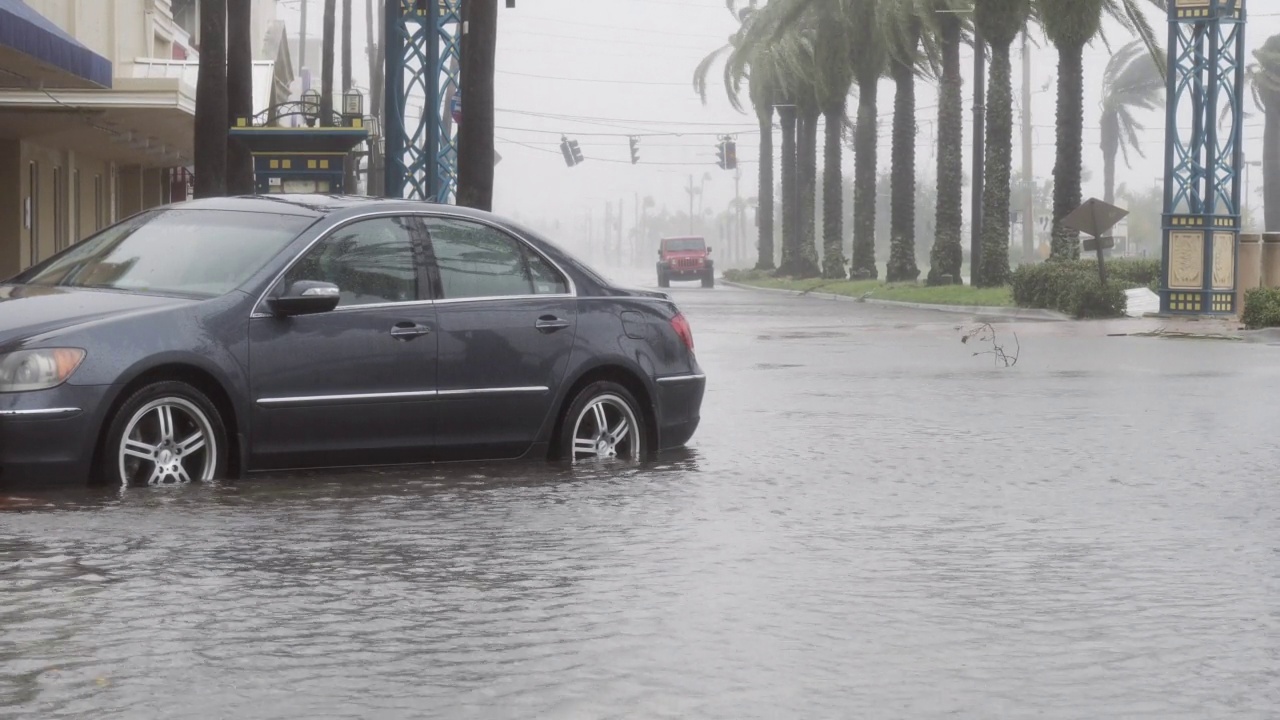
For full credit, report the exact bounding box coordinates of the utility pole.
[320,0,335,125]
[617,197,624,262]
[605,201,613,265]
[1021,29,1034,263]
[300,0,308,83]
[971,28,985,285]
[734,166,743,266]
[688,175,696,234]
[457,0,498,210]
[633,192,639,268]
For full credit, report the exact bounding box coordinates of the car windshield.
[664,238,705,252]
[13,209,314,298]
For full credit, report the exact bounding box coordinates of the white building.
[0,0,289,277]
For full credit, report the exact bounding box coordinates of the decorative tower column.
[384,0,462,202]
[1160,0,1247,314]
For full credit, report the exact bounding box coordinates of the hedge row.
[1010,261,1127,319]
[1242,288,1280,329]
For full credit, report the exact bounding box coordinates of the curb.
[720,280,1071,322]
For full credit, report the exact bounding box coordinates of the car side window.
[426,218,568,299]
[282,216,419,307]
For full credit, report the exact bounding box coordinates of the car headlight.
[0,349,86,392]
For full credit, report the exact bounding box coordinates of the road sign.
[1082,236,1115,253]
[1062,198,1129,238]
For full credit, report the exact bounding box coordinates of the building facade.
[0,0,288,277]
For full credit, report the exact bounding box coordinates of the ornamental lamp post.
[302,88,321,127]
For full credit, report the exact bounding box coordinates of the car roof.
[166,194,510,223]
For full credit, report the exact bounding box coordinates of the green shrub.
[723,268,772,282]
[1242,287,1280,329]
[1078,257,1162,291]
[1011,261,1127,319]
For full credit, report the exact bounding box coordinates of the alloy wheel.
[117,397,218,486]
[571,394,641,462]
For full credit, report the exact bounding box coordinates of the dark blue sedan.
[0,196,705,489]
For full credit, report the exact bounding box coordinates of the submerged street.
[3,282,1280,718]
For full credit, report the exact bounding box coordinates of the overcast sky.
[277,1,1280,242]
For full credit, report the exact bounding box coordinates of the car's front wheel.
[559,381,645,463]
[102,381,228,487]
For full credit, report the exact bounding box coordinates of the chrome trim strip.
[257,390,438,406]
[433,294,574,307]
[0,407,82,417]
[249,208,579,317]
[437,386,549,397]
[656,374,706,384]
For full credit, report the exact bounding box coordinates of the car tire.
[557,381,646,463]
[702,269,715,288]
[101,381,228,487]
[658,270,670,288]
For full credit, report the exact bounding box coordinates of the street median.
[721,270,1070,322]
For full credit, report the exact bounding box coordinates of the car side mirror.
[657,248,663,256]
[706,246,712,254]
[269,280,341,317]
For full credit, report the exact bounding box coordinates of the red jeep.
[657,236,714,288]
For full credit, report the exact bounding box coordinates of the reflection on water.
[3,286,1280,718]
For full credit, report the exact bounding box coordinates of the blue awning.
[0,0,112,88]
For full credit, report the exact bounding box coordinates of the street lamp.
[342,88,364,127]
[302,88,321,127]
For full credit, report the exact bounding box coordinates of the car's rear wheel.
[102,381,227,487]
[559,381,644,463]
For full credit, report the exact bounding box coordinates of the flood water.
[3,281,1280,718]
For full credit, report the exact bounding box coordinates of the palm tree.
[695,2,777,270]
[784,22,823,278]
[974,0,1030,286]
[1039,0,1163,259]
[814,3,854,278]
[226,0,254,195]
[1252,34,1280,231]
[850,0,886,279]
[882,0,936,282]
[1100,40,1165,206]
[194,0,227,198]
[927,0,967,285]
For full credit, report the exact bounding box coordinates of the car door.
[424,216,578,461]
[247,214,438,470]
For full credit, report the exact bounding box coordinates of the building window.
[53,166,64,252]
[28,162,39,266]
[73,169,82,245]
[95,174,104,230]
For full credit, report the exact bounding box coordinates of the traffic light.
[558,135,573,166]
[560,136,584,167]
[629,136,640,165]
[716,137,737,170]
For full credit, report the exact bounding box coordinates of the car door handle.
[535,316,571,333]
[390,322,432,341]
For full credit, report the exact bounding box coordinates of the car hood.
[0,285,198,345]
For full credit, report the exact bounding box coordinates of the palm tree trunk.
[887,48,921,282]
[978,39,1014,286]
[796,105,822,278]
[226,0,253,196]
[194,0,227,199]
[1050,42,1085,259]
[929,16,964,285]
[1101,113,1119,206]
[1265,101,1280,231]
[852,76,878,279]
[822,100,848,279]
[457,0,497,210]
[756,107,776,270]
[777,105,798,276]
[321,0,336,125]
[342,0,353,91]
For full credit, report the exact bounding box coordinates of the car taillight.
[671,312,694,352]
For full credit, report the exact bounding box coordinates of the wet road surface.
[4,277,1280,718]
